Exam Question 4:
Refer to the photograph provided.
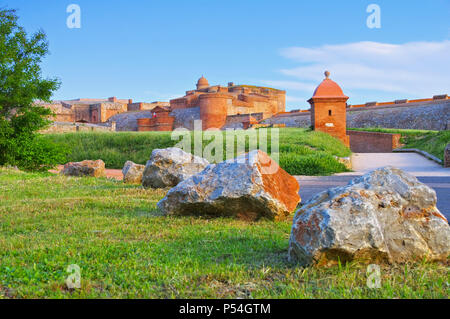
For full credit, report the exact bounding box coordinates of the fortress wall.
[107,111,155,131]
[199,94,229,130]
[253,101,275,119]
[170,98,188,110]
[277,93,286,114]
[128,102,170,112]
[170,107,201,130]
[186,95,200,108]
[104,109,124,122]
[72,105,91,123]
[44,103,66,114]
[144,102,170,110]
[52,113,75,122]
[262,100,450,130]
[228,105,252,115]
[347,100,450,130]
[225,113,264,126]
[137,113,174,132]
[231,96,253,108]
[261,112,311,127]
[93,102,128,122]
[127,103,143,111]
[170,94,200,110]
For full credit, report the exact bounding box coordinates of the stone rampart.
[263,99,450,131]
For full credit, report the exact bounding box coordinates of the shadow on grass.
[90,205,164,218]
[85,205,295,269]
[150,232,293,270]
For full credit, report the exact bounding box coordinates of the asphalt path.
[296,153,450,220]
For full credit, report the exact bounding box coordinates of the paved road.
[296,153,450,220]
[349,153,450,177]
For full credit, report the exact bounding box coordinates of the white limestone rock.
[142,147,209,188]
[288,166,450,266]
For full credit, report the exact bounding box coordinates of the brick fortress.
[40,98,169,124]
[41,74,449,146]
[167,76,286,130]
[42,76,286,132]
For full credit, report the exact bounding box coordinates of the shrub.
[0,9,64,170]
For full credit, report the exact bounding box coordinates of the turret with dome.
[308,71,350,146]
[311,71,348,99]
[196,76,210,90]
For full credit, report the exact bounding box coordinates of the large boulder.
[122,161,145,184]
[288,166,450,267]
[142,147,209,188]
[157,150,301,221]
[61,160,105,177]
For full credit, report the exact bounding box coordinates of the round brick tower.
[199,93,229,130]
[308,71,349,146]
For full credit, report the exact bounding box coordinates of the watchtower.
[308,71,349,146]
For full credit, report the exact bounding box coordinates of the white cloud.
[277,40,450,99]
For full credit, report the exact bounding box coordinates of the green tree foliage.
[0,9,66,170]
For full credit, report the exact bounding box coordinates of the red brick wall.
[347,130,402,153]
[137,113,175,131]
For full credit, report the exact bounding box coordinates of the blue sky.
[5,0,450,110]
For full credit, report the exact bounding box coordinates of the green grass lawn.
[0,168,448,299]
[41,128,351,176]
[349,128,450,161]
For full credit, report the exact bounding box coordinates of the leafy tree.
[0,8,66,170]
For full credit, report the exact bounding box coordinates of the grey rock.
[288,166,450,266]
[157,150,300,220]
[142,147,209,188]
[122,161,145,184]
